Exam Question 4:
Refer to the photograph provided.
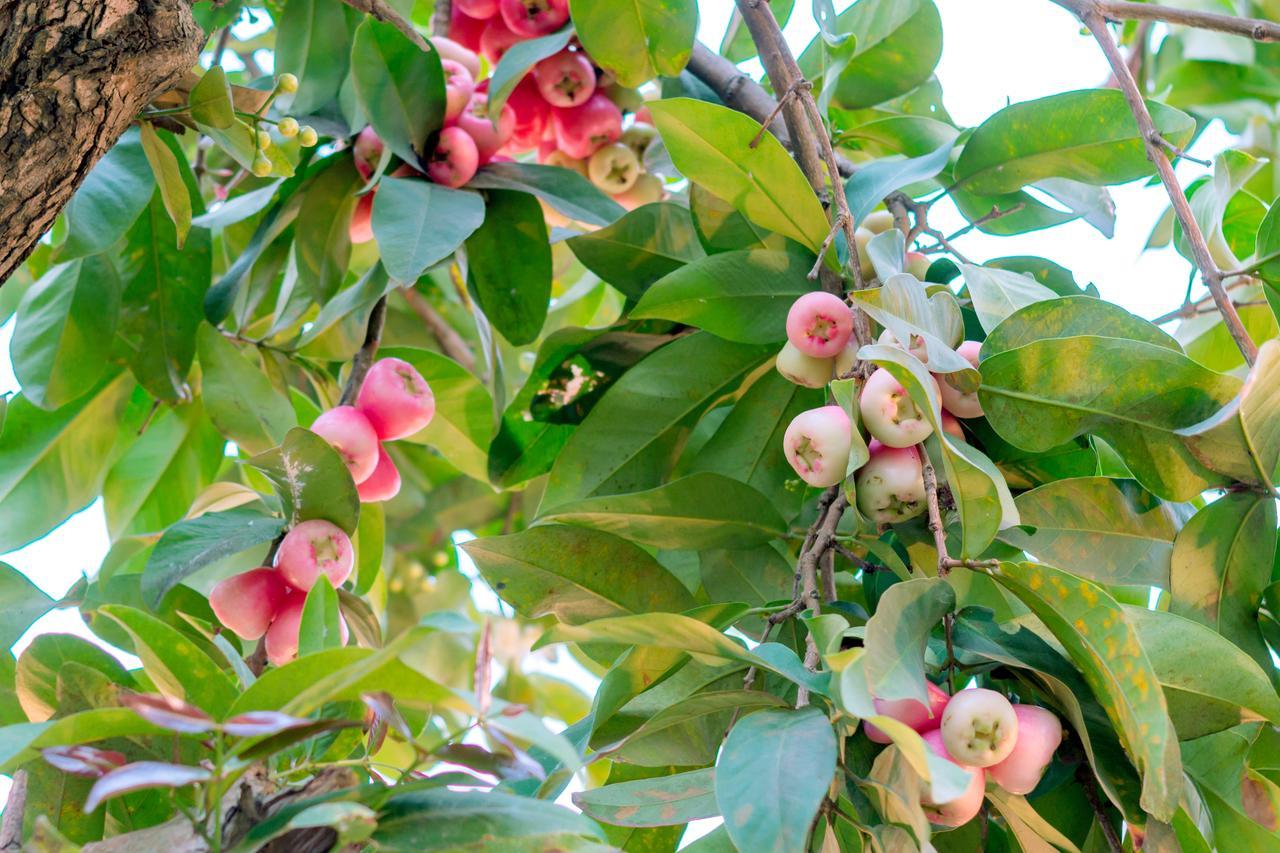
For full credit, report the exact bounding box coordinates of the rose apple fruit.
[506,77,552,150]
[431,35,482,78]
[209,568,288,641]
[786,292,854,359]
[941,687,1019,768]
[533,50,596,108]
[453,0,498,19]
[906,251,931,280]
[878,328,929,365]
[863,209,897,235]
[941,411,964,441]
[456,94,516,164]
[356,357,436,440]
[854,227,875,279]
[311,406,380,483]
[449,6,488,51]
[612,173,663,210]
[864,681,951,743]
[427,126,480,188]
[776,342,834,389]
[783,406,853,488]
[358,446,402,503]
[275,519,355,593]
[498,0,569,37]
[621,122,657,159]
[988,705,1064,795]
[440,59,476,122]
[921,730,986,827]
[859,367,935,448]
[855,441,926,523]
[349,191,375,245]
[587,143,640,194]
[937,340,983,419]
[551,93,623,159]
[265,591,349,666]
[352,127,383,180]
[479,14,521,62]
[541,148,588,177]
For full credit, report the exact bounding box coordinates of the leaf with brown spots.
[573,768,717,828]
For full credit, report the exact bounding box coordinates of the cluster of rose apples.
[207,358,434,665]
[778,290,982,522]
[868,684,1064,825]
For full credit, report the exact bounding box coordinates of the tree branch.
[0,770,27,851]
[400,286,477,371]
[1077,764,1125,853]
[1091,0,1280,42]
[338,296,389,406]
[340,0,431,51]
[1052,1,1258,365]
[431,0,452,39]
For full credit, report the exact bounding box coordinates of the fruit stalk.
[339,295,389,406]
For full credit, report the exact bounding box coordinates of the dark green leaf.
[487,26,574,121]
[569,0,697,87]
[372,789,605,851]
[0,563,54,652]
[567,202,706,301]
[469,162,624,227]
[295,156,362,302]
[141,506,286,609]
[574,768,717,827]
[613,690,789,767]
[466,189,550,345]
[15,633,131,721]
[249,427,360,534]
[197,323,297,454]
[372,177,485,284]
[276,0,354,116]
[298,578,344,656]
[59,128,154,260]
[350,18,445,165]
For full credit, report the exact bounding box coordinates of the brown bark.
[0,0,204,286]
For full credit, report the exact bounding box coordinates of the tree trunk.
[0,0,204,286]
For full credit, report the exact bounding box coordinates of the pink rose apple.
[551,93,623,159]
[855,440,926,524]
[357,446,402,503]
[275,519,355,593]
[209,567,288,641]
[786,292,854,359]
[498,0,569,37]
[440,59,476,123]
[921,729,986,827]
[311,405,380,484]
[456,94,516,163]
[264,591,349,666]
[356,357,436,440]
[427,126,480,188]
[937,340,984,419]
[988,705,1064,795]
[533,50,597,108]
[864,681,951,743]
[859,367,935,448]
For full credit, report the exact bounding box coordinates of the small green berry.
[251,151,272,177]
[298,126,318,147]
[277,73,299,94]
[278,117,300,138]
[257,129,272,150]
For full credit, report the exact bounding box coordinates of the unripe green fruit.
[257,129,273,150]
[277,73,299,94]
[784,405,853,488]
[854,227,875,279]
[776,342,834,388]
[862,209,896,235]
[278,117,300,138]
[621,122,657,159]
[936,340,983,419]
[860,367,935,448]
[833,343,857,379]
[251,152,272,177]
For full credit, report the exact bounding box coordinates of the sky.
[0,0,1243,831]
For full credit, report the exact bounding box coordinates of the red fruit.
[275,519,355,593]
[449,7,488,51]
[264,591,350,667]
[357,446,402,503]
[353,127,383,181]
[864,681,951,744]
[988,705,1064,795]
[783,405,853,488]
[456,94,516,163]
[859,367,935,448]
[921,730,986,827]
[349,191,375,244]
[941,411,964,441]
[533,50,597,108]
[209,568,288,641]
[498,0,569,37]
[786,292,854,359]
[311,405,380,483]
[356,357,436,440]
[506,77,552,151]
[453,0,498,19]
[431,36,482,79]
[427,126,480,188]
[941,687,1019,768]
[855,440,926,524]
[479,14,521,63]
[441,59,476,122]
[552,94,624,159]
[937,340,984,419]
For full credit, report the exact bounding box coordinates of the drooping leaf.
[487,26,574,120]
[569,0,697,88]
[843,139,953,228]
[862,577,954,705]
[59,128,154,260]
[140,506,286,609]
[960,263,1058,334]
[248,427,360,534]
[469,161,624,227]
[465,189,551,346]
[196,323,297,455]
[276,0,354,116]
[567,202,706,301]
[650,99,831,252]
[371,177,486,284]
[350,18,445,166]
[574,768,717,827]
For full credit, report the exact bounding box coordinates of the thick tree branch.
[1090,0,1280,41]
[1052,1,1258,365]
[339,296,389,406]
[0,0,205,285]
[0,770,26,851]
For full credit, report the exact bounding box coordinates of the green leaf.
[276,0,354,116]
[295,155,362,302]
[118,191,211,402]
[372,789,605,851]
[15,633,130,721]
[960,263,1058,334]
[197,324,297,455]
[188,66,235,129]
[296,263,395,351]
[198,117,295,178]
[98,604,238,717]
[539,473,786,550]
[979,336,1240,501]
[798,0,943,110]
[954,89,1196,195]
[688,185,780,254]
[59,128,154,260]
[613,690,789,767]
[465,189,550,345]
[1170,493,1276,675]
[862,577,954,705]
[102,401,223,539]
[470,161,624,227]
[699,546,792,619]
[141,506,286,609]
[631,249,814,343]
[989,561,1182,820]
[371,177,485,284]
[574,768,717,827]
[982,294,1177,357]
[567,202,706,301]
[843,139,953,228]
[541,332,770,509]
[353,499,385,595]
[249,427,360,534]
[0,563,53,650]
[851,274,969,372]
[378,347,494,483]
[1125,606,1280,740]
[298,578,344,656]
[715,707,836,853]
[1178,338,1280,488]
[138,123,193,248]
[650,99,831,252]
[460,525,695,624]
[350,18,445,165]
[10,255,121,410]
[569,0,697,87]
[1000,477,1181,588]
[487,26,574,120]
[862,344,1016,556]
[0,373,136,553]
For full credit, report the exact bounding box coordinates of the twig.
[1054,1,1258,365]
[944,202,1025,242]
[340,0,432,51]
[400,286,477,370]
[1103,19,1150,89]
[921,453,950,577]
[431,0,452,38]
[808,214,846,280]
[1077,764,1125,853]
[1150,277,1257,324]
[338,296,388,406]
[796,492,849,706]
[1090,0,1280,42]
[750,80,806,149]
[0,770,26,851]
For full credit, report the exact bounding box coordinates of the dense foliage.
[3,0,1280,850]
